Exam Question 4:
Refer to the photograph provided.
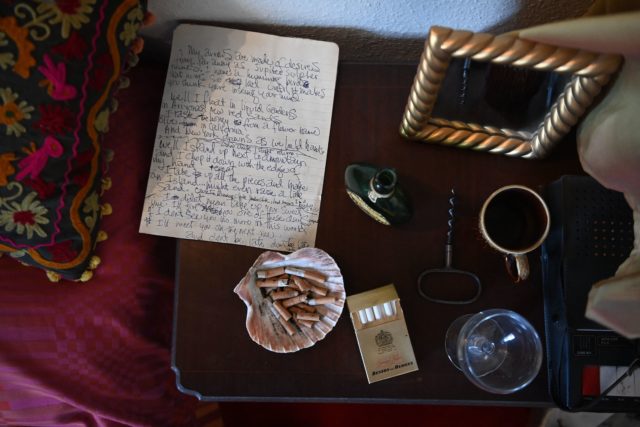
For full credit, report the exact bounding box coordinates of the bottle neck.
[368,168,396,202]
[373,168,397,194]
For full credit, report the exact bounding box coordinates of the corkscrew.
[417,189,482,304]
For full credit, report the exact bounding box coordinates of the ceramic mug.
[479,185,550,282]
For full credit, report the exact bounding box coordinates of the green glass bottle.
[345,163,412,225]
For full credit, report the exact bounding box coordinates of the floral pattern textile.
[0,185,49,239]
[0,87,34,136]
[0,0,147,280]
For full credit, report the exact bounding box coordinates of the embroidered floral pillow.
[0,0,146,281]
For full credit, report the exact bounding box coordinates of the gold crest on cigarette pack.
[346,284,418,383]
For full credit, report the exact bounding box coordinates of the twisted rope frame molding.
[400,26,623,159]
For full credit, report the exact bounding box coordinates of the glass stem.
[468,336,496,356]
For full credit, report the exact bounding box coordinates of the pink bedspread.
[0,61,202,426]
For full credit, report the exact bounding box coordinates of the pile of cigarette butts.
[256,266,337,336]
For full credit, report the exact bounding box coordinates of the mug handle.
[504,254,529,282]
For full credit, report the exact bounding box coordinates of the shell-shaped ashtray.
[234,248,345,353]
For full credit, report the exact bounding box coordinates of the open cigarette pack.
[346,284,418,383]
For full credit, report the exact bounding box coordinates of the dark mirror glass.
[431,58,571,133]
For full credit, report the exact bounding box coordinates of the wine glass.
[445,309,542,394]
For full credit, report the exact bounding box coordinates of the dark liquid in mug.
[483,189,548,251]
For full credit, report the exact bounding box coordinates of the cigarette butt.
[310,283,328,296]
[256,279,278,288]
[358,310,368,325]
[289,278,303,292]
[276,314,296,336]
[292,276,312,292]
[284,267,327,284]
[365,307,375,322]
[289,306,306,315]
[270,289,299,300]
[296,312,320,322]
[284,266,305,277]
[282,294,307,308]
[256,275,289,288]
[272,300,292,321]
[372,305,382,320]
[273,274,291,287]
[295,318,315,328]
[302,270,327,284]
[287,284,301,292]
[256,266,286,279]
[308,296,336,306]
[297,303,316,312]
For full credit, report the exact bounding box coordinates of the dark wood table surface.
[172,62,585,405]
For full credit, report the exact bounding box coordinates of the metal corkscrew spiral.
[446,188,455,246]
[417,188,482,305]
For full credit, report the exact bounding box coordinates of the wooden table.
[172,63,584,404]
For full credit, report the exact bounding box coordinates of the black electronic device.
[541,175,639,412]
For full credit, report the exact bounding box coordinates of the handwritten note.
[139,25,339,251]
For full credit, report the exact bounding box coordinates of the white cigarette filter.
[284,267,327,284]
[372,305,382,320]
[308,296,337,306]
[383,301,395,317]
[358,310,368,325]
[364,307,375,322]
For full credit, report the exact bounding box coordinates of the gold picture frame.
[400,26,623,159]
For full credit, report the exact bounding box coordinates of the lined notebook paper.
[139,24,339,251]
